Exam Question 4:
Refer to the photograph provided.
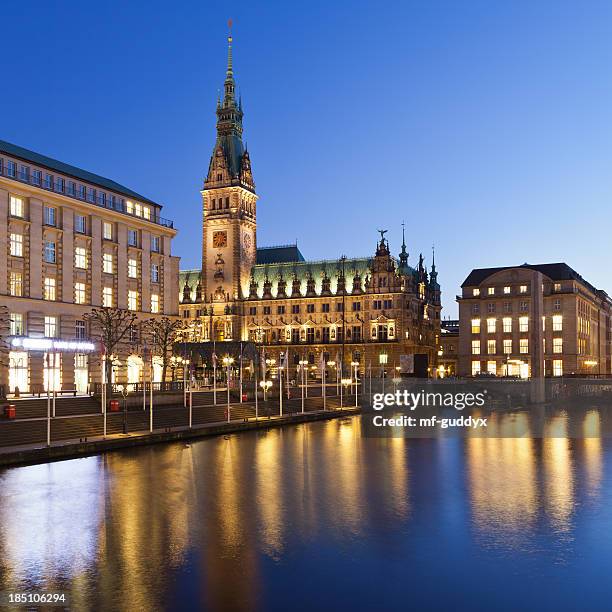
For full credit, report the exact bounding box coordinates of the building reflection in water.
[0,408,607,610]
[467,412,538,544]
[467,408,605,552]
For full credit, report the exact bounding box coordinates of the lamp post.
[223,356,234,422]
[341,377,351,409]
[327,361,336,398]
[351,361,359,407]
[259,380,271,418]
[118,384,129,434]
[264,358,275,402]
[299,359,308,414]
[379,353,388,394]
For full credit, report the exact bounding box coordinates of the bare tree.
[142,317,184,384]
[84,307,137,397]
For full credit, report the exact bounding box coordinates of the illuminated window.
[487,339,496,354]
[10,313,23,336]
[10,272,22,296]
[552,315,563,332]
[519,316,529,332]
[553,283,561,292]
[75,320,86,339]
[135,202,142,217]
[487,361,497,375]
[103,287,113,308]
[128,290,138,311]
[103,253,113,274]
[503,286,511,294]
[44,316,57,338]
[472,288,480,296]
[75,246,87,269]
[519,285,528,294]
[502,317,512,333]
[503,339,512,354]
[9,233,23,256]
[74,282,86,304]
[487,318,496,333]
[9,195,24,217]
[471,340,480,355]
[126,200,134,214]
[553,338,563,354]
[471,318,480,334]
[553,359,563,376]
[151,294,159,313]
[542,316,546,331]
[143,206,151,220]
[519,338,529,354]
[471,361,481,375]
[488,287,495,295]
[128,258,138,278]
[44,241,56,263]
[103,222,113,240]
[44,277,56,301]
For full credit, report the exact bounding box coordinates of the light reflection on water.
[1,411,612,611]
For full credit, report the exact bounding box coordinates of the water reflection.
[0,409,610,611]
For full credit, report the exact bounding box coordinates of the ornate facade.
[178,32,441,376]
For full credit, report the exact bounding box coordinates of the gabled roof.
[256,244,305,264]
[461,263,602,296]
[0,138,160,206]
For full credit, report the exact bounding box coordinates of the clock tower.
[201,27,258,309]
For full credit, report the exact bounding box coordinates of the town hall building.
[178,31,442,379]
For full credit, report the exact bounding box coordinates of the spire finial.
[226,19,234,78]
[432,243,435,267]
[401,221,406,248]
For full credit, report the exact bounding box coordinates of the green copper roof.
[256,244,305,264]
[0,138,160,206]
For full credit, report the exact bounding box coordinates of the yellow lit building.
[0,140,179,395]
[458,263,612,377]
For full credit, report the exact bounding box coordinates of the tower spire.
[226,19,233,79]
[398,221,409,270]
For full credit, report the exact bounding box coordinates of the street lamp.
[299,359,308,414]
[341,378,352,409]
[259,380,272,417]
[118,384,129,434]
[379,353,388,393]
[351,361,359,406]
[222,356,234,422]
[327,361,336,397]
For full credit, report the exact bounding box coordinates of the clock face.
[212,231,227,249]
[243,232,252,255]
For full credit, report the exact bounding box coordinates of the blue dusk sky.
[3,1,612,316]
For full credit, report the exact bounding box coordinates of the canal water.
[1,413,612,611]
